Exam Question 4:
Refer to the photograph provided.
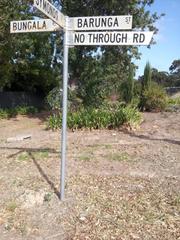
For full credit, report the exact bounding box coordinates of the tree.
[139,61,152,110]
[0,0,60,94]
[169,59,180,87]
[61,0,163,105]
[151,68,169,86]
[142,61,152,91]
[169,59,180,74]
[0,0,163,103]
[121,65,135,103]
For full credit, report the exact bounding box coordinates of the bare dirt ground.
[0,112,179,240]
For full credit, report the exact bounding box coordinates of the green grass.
[18,152,30,162]
[104,144,113,149]
[87,144,112,150]
[79,154,92,162]
[17,150,49,162]
[107,152,131,162]
[33,150,49,159]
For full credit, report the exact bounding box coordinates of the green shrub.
[47,104,142,130]
[143,82,167,112]
[168,97,180,106]
[142,61,152,92]
[139,62,152,110]
[0,106,38,119]
[48,113,62,130]
[46,87,62,111]
[16,106,38,115]
[0,109,10,119]
[121,65,135,104]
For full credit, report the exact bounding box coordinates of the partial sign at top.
[34,0,65,28]
[68,15,132,31]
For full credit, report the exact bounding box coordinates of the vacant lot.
[0,112,179,240]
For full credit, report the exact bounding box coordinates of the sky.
[135,0,180,77]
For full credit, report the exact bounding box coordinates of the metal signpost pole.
[60,27,69,201]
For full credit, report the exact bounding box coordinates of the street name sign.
[68,15,132,31]
[10,19,60,33]
[34,0,65,28]
[67,31,154,46]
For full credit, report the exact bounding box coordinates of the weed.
[79,154,92,161]
[17,152,30,162]
[44,192,52,202]
[6,201,17,212]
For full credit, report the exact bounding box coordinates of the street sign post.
[60,26,69,201]
[68,15,132,31]
[34,0,65,28]
[11,2,154,201]
[67,31,154,46]
[10,19,60,33]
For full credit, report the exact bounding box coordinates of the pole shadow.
[126,133,180,146]
[1,146,61,199]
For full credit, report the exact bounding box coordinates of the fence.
[165,87,180,96]
[0,92,45,109]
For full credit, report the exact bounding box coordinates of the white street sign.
[68,15,132,31]
[10,19,60,33]
[34,0,65,28]
[67,31,154,46]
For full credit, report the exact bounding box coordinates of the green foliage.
[168,97,180,106]
[140,62,152,110]
[151,68,169,86]
[46,87,62,111]
[47,104,142,130]
[139,60,180,88]
[169,59,180,87]
[169,59,180,74]
[0,106,38,119]
[143,82,167,112]
[0,0,163,104]
[0,0,60,94]
[0,109,10,119]
[63,1,162,106]
[77,59,106,107]
[121,65,135,103]
[15,106,38,115]
[142,62,152,91]
[46,87,83,111]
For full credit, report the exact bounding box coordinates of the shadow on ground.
[124,132,180,146]
[0,146,61,199]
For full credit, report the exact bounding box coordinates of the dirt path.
[0,112,179,239]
